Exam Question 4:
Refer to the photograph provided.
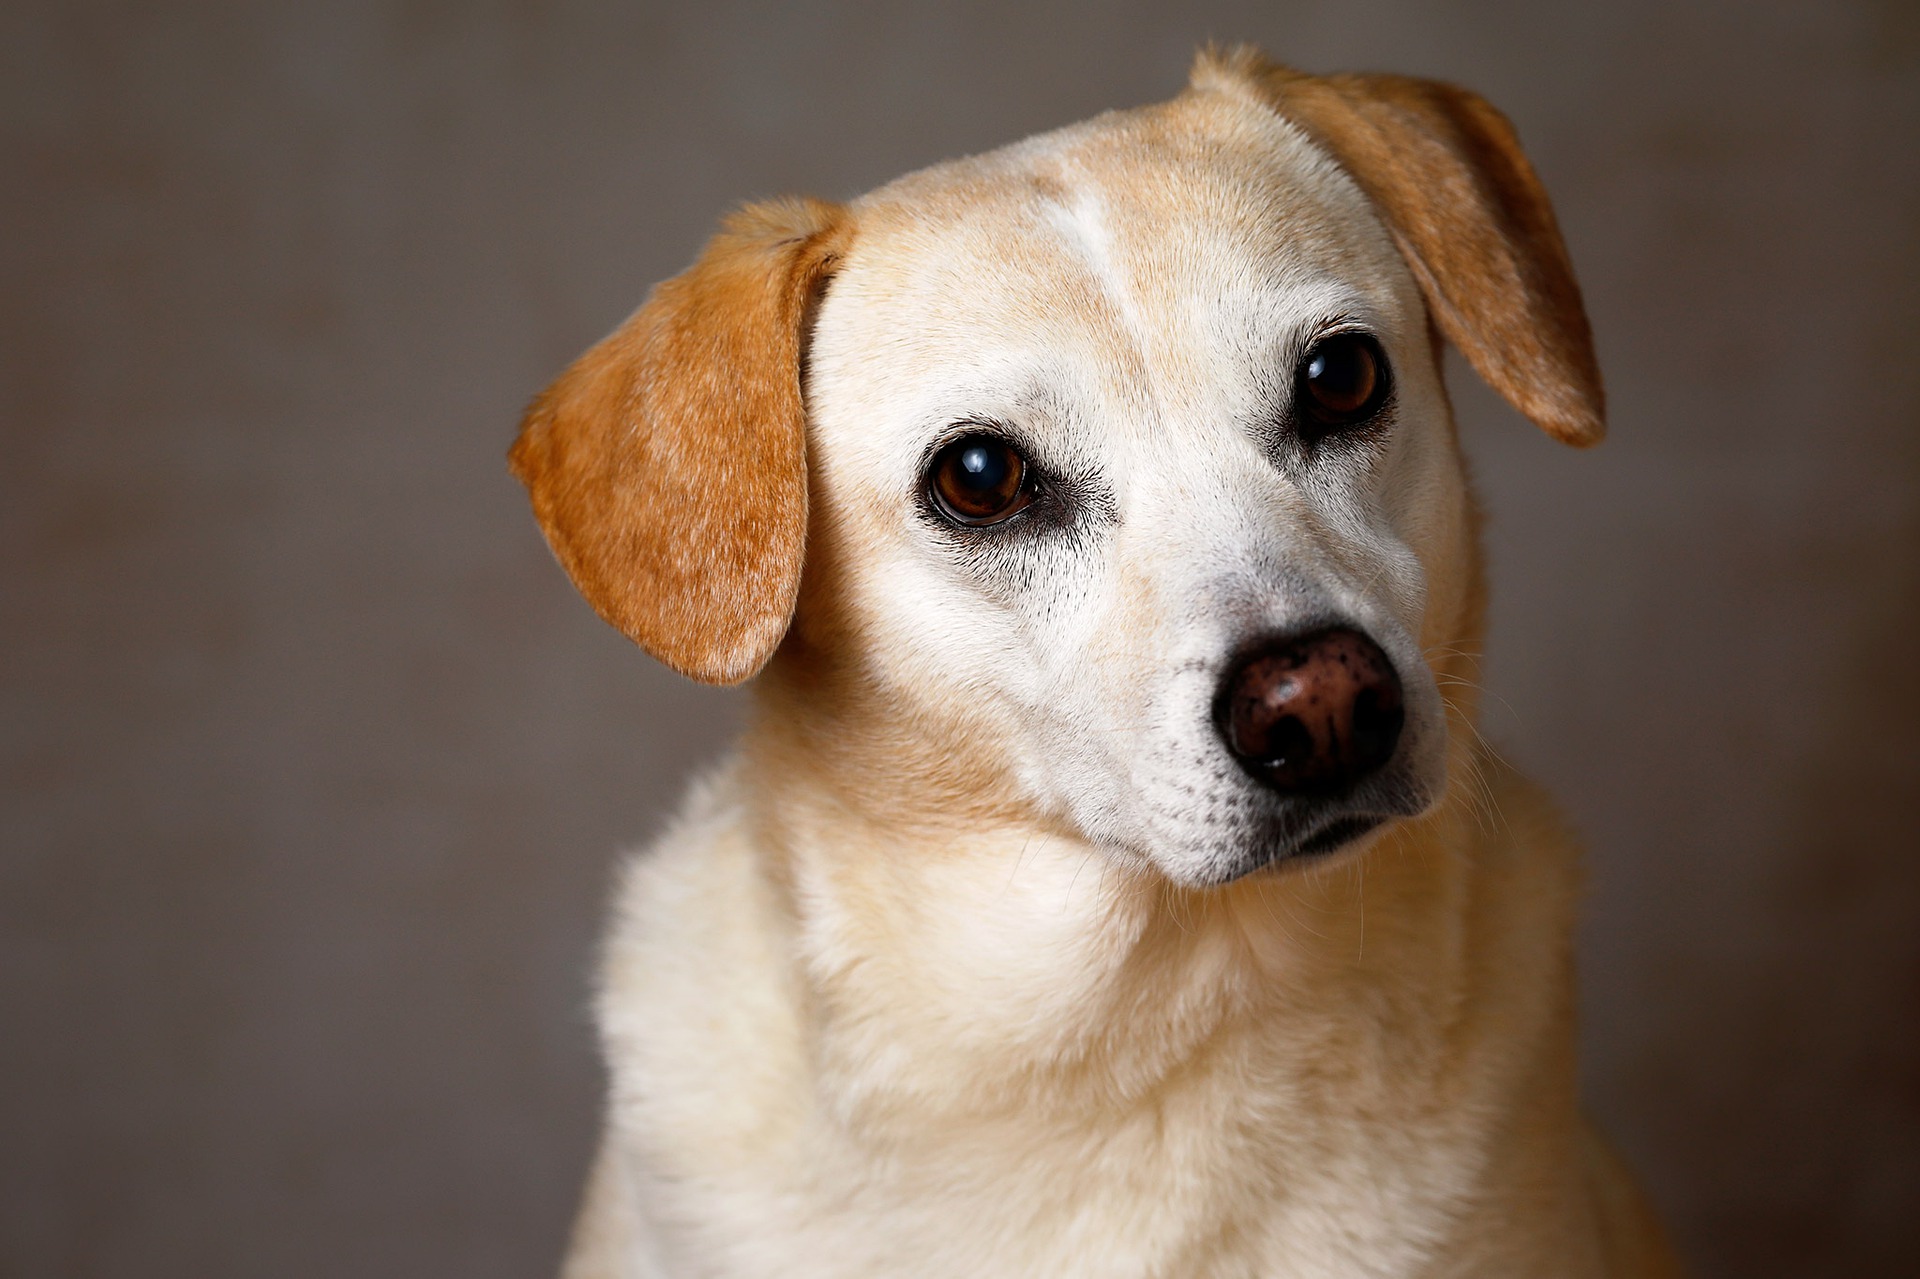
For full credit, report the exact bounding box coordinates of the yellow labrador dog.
[513,45,1684,1279]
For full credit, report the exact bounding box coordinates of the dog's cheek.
[1350,459,1474,716]
[863,543,1070,766]
[836,525,1146,835]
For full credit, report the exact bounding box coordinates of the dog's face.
[511,50,1604,888]
[802,100,1461,885]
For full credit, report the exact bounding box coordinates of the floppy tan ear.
[1194,47,1605,446]
[510,198,851,684]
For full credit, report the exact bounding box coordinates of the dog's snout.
[1218,629,1405,793]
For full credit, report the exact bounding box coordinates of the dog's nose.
[1218,629,1405,793]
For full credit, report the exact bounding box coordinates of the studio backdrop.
[3,3,1916,1276]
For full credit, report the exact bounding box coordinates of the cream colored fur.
[546,57,1683,1279]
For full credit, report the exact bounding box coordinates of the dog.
[511,45,1685,1279]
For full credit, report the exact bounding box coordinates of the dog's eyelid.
[1268,310,1384,382]
[928,417,1021,451]
[1311,310,1371,334]
[1299,312,1387,350]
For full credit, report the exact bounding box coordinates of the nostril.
[1218,628,1405,793]
[1257,714,1314,774]
[1349,685,1406,776]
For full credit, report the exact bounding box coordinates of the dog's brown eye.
[1298,333,1389,433]
[928,435,1032,526]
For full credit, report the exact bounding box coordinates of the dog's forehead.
[835,90,1407,356]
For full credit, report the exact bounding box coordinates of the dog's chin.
[1122,743,1446,889]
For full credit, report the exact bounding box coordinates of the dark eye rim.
[922,428,1041,528]
[1294,330,1394,438]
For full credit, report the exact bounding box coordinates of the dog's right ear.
[510,198,850,685]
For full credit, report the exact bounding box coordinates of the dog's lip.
[1210,812,1387,884]
[1288,813,1384,860]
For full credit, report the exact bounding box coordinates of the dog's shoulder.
[597,758,808,1169]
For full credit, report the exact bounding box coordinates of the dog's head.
[512,48,1602,888]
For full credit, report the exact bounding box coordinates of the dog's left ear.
[1197,48,1605,446]
[510,198,850,685]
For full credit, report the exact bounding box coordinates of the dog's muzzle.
[1216,628,1405,794]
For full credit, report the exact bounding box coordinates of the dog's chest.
[603,786,1500,1279]
[635,1045,1486,1279]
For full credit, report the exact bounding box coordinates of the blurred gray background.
[3,1,1916,1275]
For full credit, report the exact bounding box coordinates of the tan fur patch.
[510,198,852,683]
[1193,46,1607,446]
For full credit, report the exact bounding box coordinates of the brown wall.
[3,2,1915,1275]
